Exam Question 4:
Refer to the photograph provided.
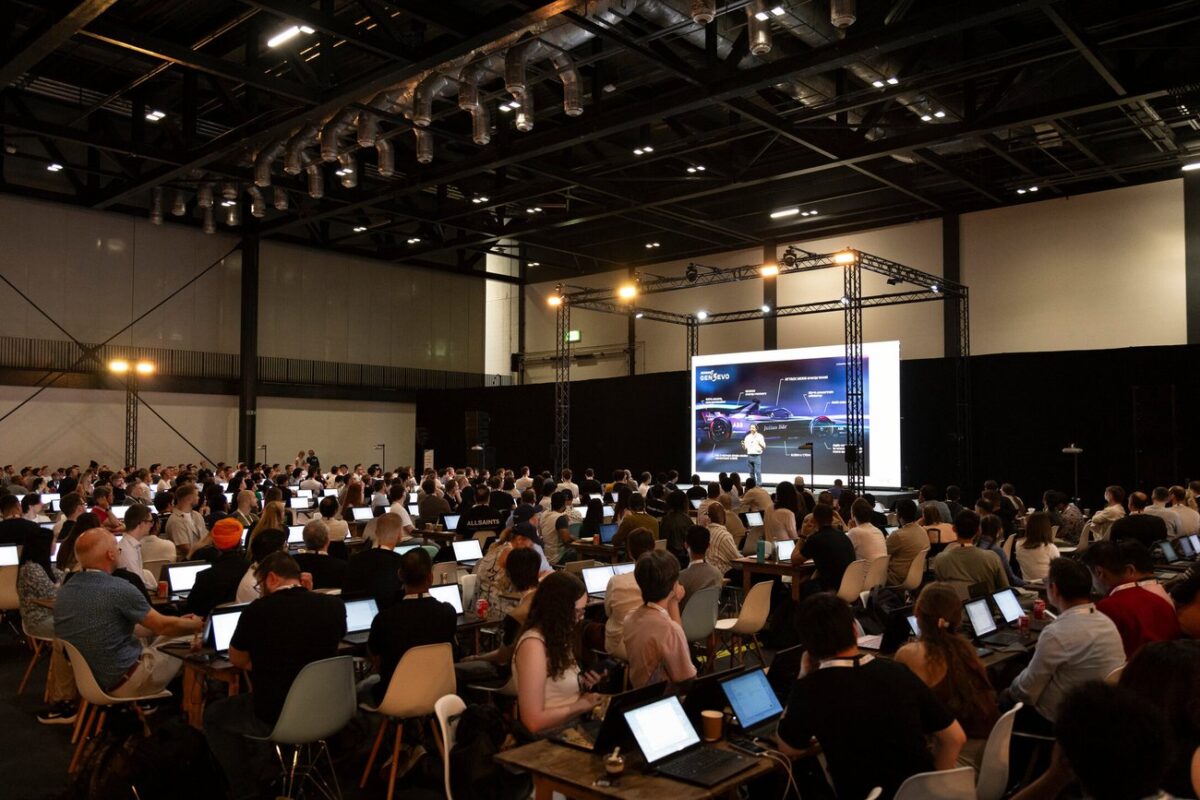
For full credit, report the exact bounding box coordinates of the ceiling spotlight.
[1028,186,1039,192]
[931,284,940,293]
[872,80,885,88]
[547,294,563,307]
[602,83,617,93]
[920,114,933,122]
[108,359,129,374]
[685,264,699,283]
[770,207,800,219]
[220,199,236,207]
[833,249,857,265]
[645,242,660,249]
[267,24,313,48]
[633,147,643,156]
[686,166,696,173]
[528,261,540,267]
[1017,189,1027,195]
[471,195,489,204]
[1182,163,1200,172]
[754,10,770,21]
[526,206,543,213]
[886,77,899,85]
[760,263,779,277]
[770,5,786,15]
[617,282,638,300]
[145,109,166,122]
[498,102,515,113]
[886,277,900,286]
[134,361,155,376]
[696,310,708,320]
[46,162,63,172]
[840,295,850,306]
[406,237,421,244]
[635,312,644,319]
[761,305,771,313]
[809,210,818,215]
[933,110,946,119]
[335,167,351,176]
[643,145,654,153]
[353,225,367,232]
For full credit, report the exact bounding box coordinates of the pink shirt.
[622,603,696,688]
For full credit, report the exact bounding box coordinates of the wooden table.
[574,540,620,564]
[419,528,459,546]
[733,556,816,600]
[179,659,241,729]
[495,739,777,799]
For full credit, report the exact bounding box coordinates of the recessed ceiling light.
[267,25,308,48]
[353,225,367,232]
[770,6,786,16]
[1182,163,1200,172]
[770,207,800,219]
[886,77,899,85]
[145,109,166,122]
[407,237,421,244]
[754,10,770,21]
[920,114,933,122]
[933,110,946,118]
[46,162,63,172]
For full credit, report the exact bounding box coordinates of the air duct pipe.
[337,153,357,188]
[273,186,288,211]
[305,158,324,199]
[469,103,491,145]
[691,0,716,24]
[171,190,187,216]
[376,138,395,177]
[197,182,214,209]
[320,108,358,162]
[202,206,215,234]
[246,186,265,218]
[253,139,287,187]
[284,124,319,175]
[747,1,772,56]
[830,0,856,28]
[222,182,238,201]
[415,128,434,164]
[414,73,457,127]
[226,201,240,227]
[149,187,163,225]
[550,51,583,116]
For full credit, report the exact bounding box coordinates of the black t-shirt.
[778,657,954,800]
[294,551,348,590]
[457,504,502,537]
[579,479,604,498]
[367,594,458,703]
[230,587,346,723]
[1111,513,1167,549]
[343,548,404,608]
[801,526,856,591]
[489,492,516,517]
[186,552,250,617]
[0,517,41,547]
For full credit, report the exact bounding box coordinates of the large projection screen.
[691,341,901,488]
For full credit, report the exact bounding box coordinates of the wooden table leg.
[182,665,204,730]
[743,568,752,594]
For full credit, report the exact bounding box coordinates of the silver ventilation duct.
[246,186,266,218]
[150,187,163,225]
[470,102,492,145]
[197,182,214,209]
[414,74,458,127]
[415,128,434,164]
[691,0,716,24]
[284,124,320,175]
[171,190,187,216]
[305,158,324,199]
[273,186,288,211]
[202,206,215,234]
[320,108,358,162]
[225,201,240,226]
[254,139,287,187]
[376,138,395,177]
[337,153,358,188]
[830,0,856,28]
[747,2,773,56]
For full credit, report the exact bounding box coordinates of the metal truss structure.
[555,246,971,490]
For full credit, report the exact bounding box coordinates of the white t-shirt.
[386,501,415,531]
[1014,542,1061,582]
[846,523,887,561]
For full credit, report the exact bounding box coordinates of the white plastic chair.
[715,580,772,667]
[432,561,459,586]
[18,619,54,697]
[433,694,467,800]
[865,790,883,800]
[893,766,978,800]
[890,548,929,594]
[459,573,478,608]
[1104,663,1125,684]
[564,559,599,574]
[836,560,871,604]
[976,702,1021,800]
[680,585,721,670]
[142,559,168,582]
[359,643,456,800]
[245,655,356,799]
[62,640,171,774]
[654,538,668,551]
[863,554,890,592]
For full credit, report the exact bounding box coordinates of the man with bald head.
[54,529,204,697]
[343,512,406,608]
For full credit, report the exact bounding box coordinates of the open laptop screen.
[344,598,379,633]
[602,505,615,520]
[1180,535,1197,558]
[295,489,313,499]
[1160,540,1180,563]
[599,523,619,544]
[287,525,306,545]
[691,498,703,510]
[720,669,783,730]
[289,498,309,510]
[165,562,211,594]
[351,506,373,521]
[623,696,700,765]
[992,588,1024,625]
[452,540,483,563]
[442,514,461,530]
[429,584,463,614]
[964,598,996,636]
[408,492,419,504]
[612,562,635,576]
[109,505,130,521]
[1191,534,1200,556]
[743,511,764,527]
[209,606,244,653]
[0,544,18,567]
[582,565,615,595]
[774,540,796,562]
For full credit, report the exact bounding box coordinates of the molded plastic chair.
[246,655,356,799]
[62,640,171,773]
[893,766,978,800]
[889,548,929,595]
[564,559,599,574]
[432,561,458,586]
[142,559,168,582]
[654,538,668,551]
[421,544,440,561]
[863,554,890,592]
[568,522,583,537]
[835,560,871,604]
[359,643,456,800]
[865,790,883,800]
[18,619,53,697]
[681,585,721,671]
[976,702,1021,800]
[715,580,772,667]
[460,573,478,607]
[433,694,467,800]
[1104,663,1125,684]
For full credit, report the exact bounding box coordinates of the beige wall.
[255,396,416,470]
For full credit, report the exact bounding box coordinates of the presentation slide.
[691,341,901,488]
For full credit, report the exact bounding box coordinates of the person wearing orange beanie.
[186,517,250,617]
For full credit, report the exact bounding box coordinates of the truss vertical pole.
[843,258,865,492]
[763,242,777,350]
[686,315,699,364]
[124,373,138,469]
[554,301,571,476]
[238,226,260,465]
[955,287,972,489]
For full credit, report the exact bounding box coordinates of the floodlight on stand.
[635,311,644,319]
[761,305,771,313]
[760,263,779,277]
[685,264,699,283]
[108,359,130,374]
[833,249,857,265]
[617,282,638,300]
[548,284,564,307]
[134,361,155,376]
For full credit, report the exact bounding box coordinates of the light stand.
[258,443,267,467]
[375,443,385,473]
[1062,444,1083,504]
[109,359,154,468]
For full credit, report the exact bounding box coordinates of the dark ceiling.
[1,0,1199,283]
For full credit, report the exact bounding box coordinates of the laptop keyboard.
[662,747,744,779]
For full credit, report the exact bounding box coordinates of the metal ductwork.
[273,186,288,211]
[830,0,856,28]
[747,1,772,56]
[197,182,214,209]
[690,0,716,24]
[254,139,287,187]
[202,206,215,234]
[414,73,457,127]
[320,108,358,162]
[225,201,240,227]
[337,153,357,188]
[305,158,324,199]
[376,138,395,177]
[458,58,491,111]
[284,124,319,175]
[551,51,583,116]
[221,182,238,201]
[171,190,187,216]
[470,103,492,145]
[415,128,434,164]
[149,187,163,225]
[246,186,266,218]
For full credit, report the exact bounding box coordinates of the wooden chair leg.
[705,632,717,674]
[18,639,44,695]
[385,721,404,800]
[750,635,765,667]
[71,700,90,744]
[359,718,389,788]
[67,704,96,774]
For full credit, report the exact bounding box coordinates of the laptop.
[343,597,379,644]
[287,525,306,546]
[109,505,130,521]
[41,493,60,504]
[599,523,619,544]
[691,498,704,510]
[675,484,692,493]
[1158,539,1184,565]
[429,583,464,616]
[351,506,374,522]
[549,681,666,752]
[774,539,796,562]
[582,565,615,598]
[223,493,233,504]
[623,696,753,787]
[208,603,246,660]
[720,669,784,739]
[612,562,636,576]
[295,489,313,499]
[163,561,212,599]
[396,543,422,556]
[288,498,310,510]
[407,504,419,517]
[743,511,764,528]
[452,539,484,567]
[442,514,461,531]
[964,597,1023,647]
[765,645,804,703]
[408,492,419,504]
[1177,534,1200,560]
[324,489,340,498]
[602,505,615,521]
[0,544,18,567]
[679,665,746,723]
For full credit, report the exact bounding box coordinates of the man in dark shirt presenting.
[776,594,965,800]
[799,503,856,596]
[366,548,459,704]
[204,552,346,800]
[343,513,405,608]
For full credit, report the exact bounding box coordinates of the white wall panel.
[255,397,415,470]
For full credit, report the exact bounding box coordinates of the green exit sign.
[565,329,582,343]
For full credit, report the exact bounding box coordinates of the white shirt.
[386,501,415,531]
[514,476,534,493]
[1144,504,1181,539]
[555,481,580,499]
[1170,503,1200,537]
[1014,542,1061,582]
[116,535,154,589]
[743,432,766,455]
[846,523,887,561]
[603,572,643,658]
[235,566,261,604]
[165,509,206,547]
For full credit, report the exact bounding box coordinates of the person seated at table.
[1000,558,1125,730]
[895,583,999,769]
[539,490,575,565]
[235,528,287,604]
[315,495,350,542]
[775,593,965,800]
[292,519,347,590]
[417,478,452,530]
[678,525,723,609]
[186,518,251,617]
[622,550,696,689]
[343,512,406,609]
[701,503,742,577]
[1013,511,1060,582]
[799,491,846,539]
[922,504,956,546]
[798,503,856,597]
[603,529,656,659]
[230,490,258,529]
[1083,540,1180,658]
[932,510,1009,594]
[886,499,927,584]
[18,527,79,724]
[685,475,707,502]
[457,483,502,540]
[513,571,605,734]
[845,498,886,562]
[1172,570,1200,638]
[612,493,658,552]
[0,492,41,547]
[1118,640,1200,798]
[54,529,204,699]
[365,548,460,704]
[658,491,692,562]
[248,500,286,546]
[976,512,1024,588]
[578,497,605,543]
[204,552,345,800]
[764,481,800,543]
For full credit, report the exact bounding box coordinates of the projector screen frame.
[553,246,971,490]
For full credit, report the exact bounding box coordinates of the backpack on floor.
[449,704,532,800]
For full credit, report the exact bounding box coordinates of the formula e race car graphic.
[696,401,851,445]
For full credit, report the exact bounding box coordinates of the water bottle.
[756,538,766,563]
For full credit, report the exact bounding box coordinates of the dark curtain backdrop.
[416,344,1198,512]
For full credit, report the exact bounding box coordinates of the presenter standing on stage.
[742,425,766,484]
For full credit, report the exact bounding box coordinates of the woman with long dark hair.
[896,583,999,768]
[1015,512,1060,581]
[56,511,101,571]
[579,498,604,541]
[766,481,800,541]
[513,571,603,733]
[612,483,633,524]
[338,480,366,521]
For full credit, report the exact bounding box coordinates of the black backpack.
[449,705,532,800]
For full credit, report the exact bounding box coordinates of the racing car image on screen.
[697,400,853,446]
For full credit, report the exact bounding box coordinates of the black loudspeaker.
[465,411,491,445]
[844,445,859,464]
[510,353,523,373]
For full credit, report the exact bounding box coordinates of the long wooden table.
[733,556,816,600]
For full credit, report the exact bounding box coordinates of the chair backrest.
[864,554,890,591]
[976,702,1021,800]
[567,522,583,537]
[836,560,871,603]
[460,573,478,607]
[1002,535,1016,560]
[434,694,467,800]
[864,789,883,800]
[378,643,457,718]
[1076,522,1094,552]
[900,548,929,591]
[268,656,357,745]
[0,565,19,611]
[1104,663,1125,684]
[731,580,773,635]
[142,559,168,582]
[654,538,668,551]
[680,585,721,642]
[472,530,492,547]
[564,559,597,574]
[60,640,115,706]
[740,526,761,556]
[893,766,977,800]
[433,561,459,586]
[421,545,440,561]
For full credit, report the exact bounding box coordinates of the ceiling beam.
[238,0,408,63]
[0,0,119,88]
[910,147,1003,203]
